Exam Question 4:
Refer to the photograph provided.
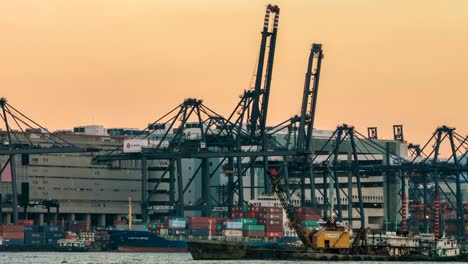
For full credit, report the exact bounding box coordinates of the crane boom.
[267,168,312,248]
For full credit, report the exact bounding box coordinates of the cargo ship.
[107,230,188,252]
[188,228,467,261]
[188,169,468,262]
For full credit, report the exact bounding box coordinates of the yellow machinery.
[312,229,350,249]
[267,169,353,251]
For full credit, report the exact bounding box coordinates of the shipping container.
[24,225,44,232]
[0,225,25,232]
[235,218,257,225]
[169,220,186,229]
[245,212,260,218]
[247,206,261,212]
[224,222,243,230]
[222,229,243,237]
[298,214,321,221]
[260,207,282,213]
[168,229,187,235]
[243,225,265,231]
[190,229,210,236]
[187,217,214,224]
[44,225,64,232]
[3,239,24,246]
[18,219,34,226]
[243,230,265,237]
[2,232,24,239]
[303,220,320,228]
[265,231,283,238]
[25,233,46,245]
[265,225,283,232]
[259,213,282,220]
[296,207,321,215]
[46,231,66,240]
[258,219,282,225]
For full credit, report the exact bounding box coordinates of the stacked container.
[222,221,243,237]
[24,225,45,246]
[18,219,34,226]
[1,225,25,246]
[244,206,261,219]
[231,206,245,218]
[68,220,90,232]
[188,217,216,237]
[297,207,321,229]
[168,217,187,235]
[258,207,283,238]
[45,225,66,245]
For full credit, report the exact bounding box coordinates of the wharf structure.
[0,124,408,231]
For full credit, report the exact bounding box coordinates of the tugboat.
[56,232,90,252]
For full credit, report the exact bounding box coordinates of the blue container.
[24,225,44,232]
[4,239,24,246]
[25,231,46,245]
[190,229,209,236]
[224,222,243,230]
[25,237,46,245]
[46,238,60,245]
[44,225,64,232]
[46,231,66,239]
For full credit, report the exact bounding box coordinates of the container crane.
[267,168,360,253]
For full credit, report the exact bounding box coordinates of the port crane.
[267,168,367,253]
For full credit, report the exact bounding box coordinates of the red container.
[265,231,283,238]
[265,225,283,232]
[248,206,261,213]
[2,231,25,239]
[260,207,282,213]
[245,212,259,218]
[259,213,282,220]
[18,220,34,226]
[258,219,282,225]
[0,225,25,232]
[297,207,321,215]
[232,212,244,218]
[188,217,211,223]
[299,214,321,221]
[243,230,265,237]
[189,223,209,230]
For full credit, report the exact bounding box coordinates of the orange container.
[2,231,25,239]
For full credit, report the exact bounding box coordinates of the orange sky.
[1,0,467,156]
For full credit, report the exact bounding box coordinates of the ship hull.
[188,240,248,260]
[188,240,467,261]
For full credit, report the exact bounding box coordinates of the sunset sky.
[1,0,467,156]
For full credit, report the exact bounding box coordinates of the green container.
[216,223,223,231]
[235,218,257,225]
[243,225,265,231]
[303,220,319,228]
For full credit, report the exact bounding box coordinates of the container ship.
[106,229,187,252]
[0,219,113,251]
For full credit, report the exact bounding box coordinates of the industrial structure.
[0,3,467,248]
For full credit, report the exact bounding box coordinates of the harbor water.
[0,252,430,264]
